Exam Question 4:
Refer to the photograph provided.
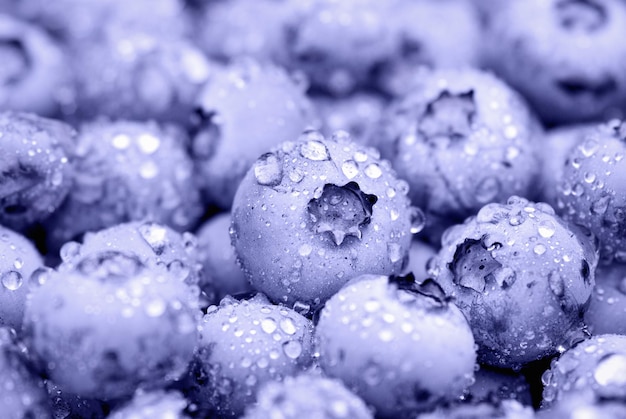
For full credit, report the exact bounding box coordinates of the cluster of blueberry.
[2,0,626,418]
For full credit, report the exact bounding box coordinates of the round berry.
[191,60,316,209]
[0,112,75,230]
[316,274,476,418]
[542,334,626,407]
[0,14,70,116]
[183,293,314,417]
[485,0,626,124]
[558,120,626,264]
[195,213,252,301]
[231,131,422,308]
[0,328,51,419]
[429,197,597,368]
[242,374,373,419]
[44,120,203,251]
[23,251,200,400]
[0,225,43,331]
[537,390,626,418]
[70,27,213,124]
[417,400,534,419]
[372,68,541,242]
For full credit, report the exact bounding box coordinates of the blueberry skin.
[47,381,107,419]
[537,390,626,418]
[242,374,373,419]
[60,221,209,297]
[540,124,597,209]
[417,400,534,419]
[372,68,541,242]
[108,390,189,419]
[70,27,213,124]
[585,263,626,335]
[377,0,483,97]
[195,213,252,301]
[183,293,314,418]
[485,0,626,125]
[429,197,597,368]
[0,14,71,117]
[0,328,51,419]
[0,112,75,230]
[23,252,200,400]
[0,225,43,331]
[192,60,316,209]
[468,366,533,407]
[558,121,626,264]
[316,274,476,418]
[542,334,626,407]
[44,120,203,252]
[231,131,420,308]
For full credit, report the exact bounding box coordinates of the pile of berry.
[2,0,626,418]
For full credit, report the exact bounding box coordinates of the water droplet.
[296,243,313,258]
[138,224,168,255]
[591,195,611,215]
[60,241,81,262]
[410,207,426,234]
[112,134,131,149]
[538,220,556,238]
[572,183,584,196]
[354,150,368,162]
[504,125,518,139]
[13,258,23,270]
[363,362,382,386]
[390,209,400,221]
[475,177,501,203]
[254,152,283,186]
[145,298,166,317]
[387,243,403,263]
[580,139,600,157]
[289,170,304,183]
[1,271,23,291]
[533,244,547,255]
[261,318,277,334]
[139,161,159,179]
[594,354,626,387]
[300,139,329,161]
[137,133,161,154]
[279,318,297,335]
[29,267,51,287]
[364,163,382,179]
[548,271,565,297]
[341,160,359,179]
[584,172,596,184]
[282,340,302,359]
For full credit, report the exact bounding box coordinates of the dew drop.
[254,152,283,186]
[261,318,278,334]
[145,298,166,317]
[300,139,329,161]
[591,195,611,215]
[538,220,556,238]
[387,243,403,263]
[1,271,23,291]
[548,271,565,297]
[111,134,131,149]
[138,224,168,255]
[364,163,382,179]
[594,354,626,387]
[533,244,547,255]
[279,318,297,335]
[341,160,359,179]
[580,139,599,157]
[13,258,23,270]
[139,161,159,179]
[298,244,312,257]
[475,177,501,204]
[137,133,161,154]
[60,241,81,262]
[282,340,303,359]
[409,207,426,234]
[354,150,368,162]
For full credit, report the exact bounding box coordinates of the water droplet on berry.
[409,207,426,234]
[254,152,283,186]
[387,243,403,263]
[1,271,23,290]
[13,258,23,270]
[475,177,501,203]
[139,223,168,256]
[341,160,359,179]
[29,267,52,287]
[279,318,297,335]
[145,298,166,317]
[538,220,556,238]
[533,244,547,255]
[282,340,302,359]
[594,354,626,387]
[364,163,382,179]
[137,133,161,154]
[580,139,600,157]
[139,161,159,179]
[548,271,565,297]
[60,241,81,262]
[298,244,312,257]
[591,195,611,215]
[261,318,278,334]
[112,134,131,149]
[300,138,329,161]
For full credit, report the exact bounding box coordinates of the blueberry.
[542,334,626,407]
[0,327,51,419]
[537,389,626,418]
[44,120,203,252]
[557,120,626,264]
[585,263,626,335]
[59,221,210,299]
[108,390,189,419]
[23,251,201,400]
[0,112,75,230]
[312,92,386,145]
[469,366,533,406]
[316,274,476,418]
[372,69,541,242]
[47,381,107,419]
[195,213,252,301]
[485,0,626,124]
[377,0,483,96]
[191,60,316,209]
[70,27,213,124]
[417,400,534,419]
[0,225,43,331]
[231,131,422,308]
[183,293,314,417]
[242,374,374,419]
[0,14,71,116]
[429,197,597,368]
